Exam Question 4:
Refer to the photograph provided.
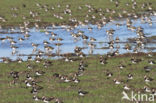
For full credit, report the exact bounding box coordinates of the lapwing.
[78,89,89,96]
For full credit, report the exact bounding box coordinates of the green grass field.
[0,0,156,103]
[0,0,156,27]
[0,53,156,103]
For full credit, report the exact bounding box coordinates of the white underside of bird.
[26,83,31,87]
[124,86,130,90]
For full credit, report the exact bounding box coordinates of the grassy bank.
[0,0,156,27]
[0,53,156,103]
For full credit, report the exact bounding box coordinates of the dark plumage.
[144,66,152,72]
[53,73,60,78]
[78,89,89,96]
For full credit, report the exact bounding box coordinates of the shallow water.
[0,16,156,61]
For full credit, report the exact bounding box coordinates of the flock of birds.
[0,0,156,62]
[7,48,156,103]
[9,58,91,103]
[0,0,156,103]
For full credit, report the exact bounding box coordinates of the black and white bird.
[144,66,152,72]
[73,77,80,83]
[123,85,130,90]
[33,95,41,101]
[64,77,71,83]
[26,73,33,80]
[78,89,88,96]
[25,81,32,87]
[106,72,113,79]
[35,71,45,76]
[113,79,121,85]
[151,89,156,95]
[31,87,38,94]
[42,96,55,103]
[144,75,153,83]
[148,60,155,65]
[127,73,133,80]
[118,64,126,69]
[27,64,33,69]
[144,86,151,93]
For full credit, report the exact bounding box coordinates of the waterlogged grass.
[0,53,156,103]
[0,0,156,27]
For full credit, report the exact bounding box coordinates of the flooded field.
[0,16,156,61]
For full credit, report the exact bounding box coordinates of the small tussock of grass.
[0,53,156,103]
